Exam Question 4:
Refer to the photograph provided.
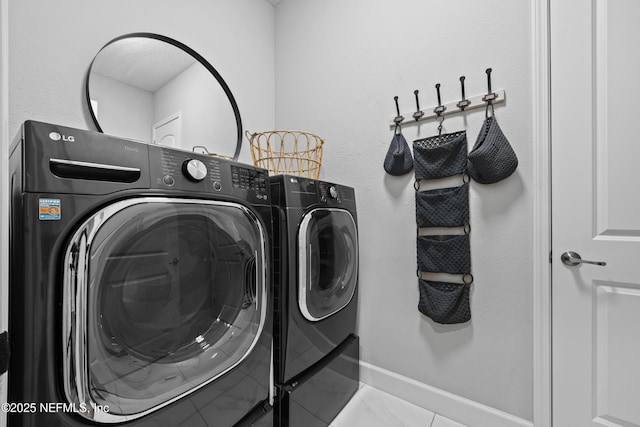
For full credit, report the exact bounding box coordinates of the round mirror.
[86,33,242,160]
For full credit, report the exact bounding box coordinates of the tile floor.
[331,384,467,427]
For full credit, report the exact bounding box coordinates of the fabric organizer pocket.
[416,234,471,274]
[415,183,469,228]
[418,279,471,324]
[413,130,468,180]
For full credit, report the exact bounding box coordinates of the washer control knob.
[182,159,207,182]
[328,185,339,199]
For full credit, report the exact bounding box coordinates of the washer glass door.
[63,197,268,423]
[298,208,358,321]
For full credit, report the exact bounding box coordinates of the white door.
[551,0,640,426]
[152,112,181,148]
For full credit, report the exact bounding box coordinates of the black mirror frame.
[85,32,243,161]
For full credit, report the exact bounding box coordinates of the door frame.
[532,0,552,426]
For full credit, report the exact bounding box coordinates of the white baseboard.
[360,362,533,427]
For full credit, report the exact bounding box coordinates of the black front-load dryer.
[270,175,359,427]
[8,121,274,426]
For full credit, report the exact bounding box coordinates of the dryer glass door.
[298,208,358,321]
[62,197,268,423]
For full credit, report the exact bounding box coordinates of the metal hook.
[433,84,446,135]
[393,96,404,125]
[482,68,498,103]
[433,83,446,115]
[413,90,424,121]
[457,76,471,111]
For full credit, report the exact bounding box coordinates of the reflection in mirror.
[86,33,242,160]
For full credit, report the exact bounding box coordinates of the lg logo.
[49,132,75,142]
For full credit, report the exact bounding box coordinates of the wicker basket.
[246,130,324,179]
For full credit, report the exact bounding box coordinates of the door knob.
[560,251,606,267]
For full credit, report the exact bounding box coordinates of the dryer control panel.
[272,175,355,209]
[318,181,355,205]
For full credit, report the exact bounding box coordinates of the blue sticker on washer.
[39,198,61,220]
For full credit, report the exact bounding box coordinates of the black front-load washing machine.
[269,175,359,427]
[8,121,274,426]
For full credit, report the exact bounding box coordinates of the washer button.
[162,175,175,186]
[213,181,222,191]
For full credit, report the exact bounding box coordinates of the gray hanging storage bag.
[413,124,472,325]
[413,131,468,180]
[418,279,471,325]
[417,234,471,275]
[467,104,518,184]
[415,182,469,228]
[383,125,414,176]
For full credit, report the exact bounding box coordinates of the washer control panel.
[231,165,267,193]
[148,145,269,203]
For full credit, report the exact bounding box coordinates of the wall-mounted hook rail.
[388,88,506,128]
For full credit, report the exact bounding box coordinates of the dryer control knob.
[328,185,339,199]
[183,159,208,182]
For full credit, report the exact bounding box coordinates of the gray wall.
[274,0,534,421]
[8,0,276,164]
